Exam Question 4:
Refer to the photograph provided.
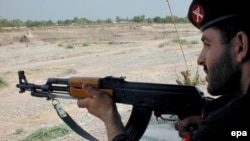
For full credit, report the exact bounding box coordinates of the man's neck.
[241,62,250,94]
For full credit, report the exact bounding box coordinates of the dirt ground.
[0,23,207,141]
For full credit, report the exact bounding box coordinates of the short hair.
[212,18,250,45]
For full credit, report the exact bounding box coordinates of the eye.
[203,41,210,48]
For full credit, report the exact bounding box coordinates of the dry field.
[0,23,207,141]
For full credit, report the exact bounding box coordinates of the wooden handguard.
[69,77,113,98]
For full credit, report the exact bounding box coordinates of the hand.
[77,84,125,140]
[175,115,203,138]
[77,83,115,122]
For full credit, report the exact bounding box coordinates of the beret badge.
[191,4,205,25]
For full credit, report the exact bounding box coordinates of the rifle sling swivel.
[50,91,98,141]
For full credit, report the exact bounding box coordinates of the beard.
[206,49,241,96]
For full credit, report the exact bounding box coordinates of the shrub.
[66,44,74,49]
[82,42,90,46]
[0,76,8,88]
[21,124,72,141]
[176,69,205,86]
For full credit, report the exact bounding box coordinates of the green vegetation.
[58,42,90,49]
[0,15,189,28]
[15,128,24,134]
[65,44,74,49]
[0,76,8,88]
[172,38,199,47]
[57,43,63,47]
[159,38,199,48]
[82,42,90,47]
[21,124,72,141]
[57,44,75,49]
[190,40,199,45]
[158,42,169,48]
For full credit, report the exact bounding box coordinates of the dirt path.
[0,24,206,141]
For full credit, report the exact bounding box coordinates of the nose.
[197,48,205,66]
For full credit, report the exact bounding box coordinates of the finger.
[187,115,203,123]
[175,120,188,132]
[175,122,191,138]
[175,120,181,130]
[77,84,95,108]
[82,83,100,98]
[77,98,87,108]
[178,115,203,128]
[175,116,203,138]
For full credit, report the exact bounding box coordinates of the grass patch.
[15,128,24,134]
[21,124,72,141]
[159,38,199,48]
[57,44,74,49]
[65,44,74,49]
[172,38,189,45]
[57,43,63,47]
[0,76,8,88]
[82,42,90,46]
[190,40,199,45]
[172,38,199,47]
[158,42,168,48]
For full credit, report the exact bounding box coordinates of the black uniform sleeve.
[191,94,250,141]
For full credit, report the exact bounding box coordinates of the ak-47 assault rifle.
[16,70,205,140]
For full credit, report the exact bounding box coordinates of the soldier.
[78,0,250,140]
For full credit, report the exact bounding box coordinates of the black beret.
[188,0,248,31]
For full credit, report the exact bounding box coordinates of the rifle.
[16,70,205,140]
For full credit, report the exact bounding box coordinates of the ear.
[234,31,249,63]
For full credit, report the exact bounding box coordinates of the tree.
[73,17,80,24]
[47,20,54,26]
[57,20,64,25]
[115,16,120,23]
[153,16,162,23]
[0,18,9,27]
[64,19,72,25]
[10,19,24,27]
[106,18,113,23]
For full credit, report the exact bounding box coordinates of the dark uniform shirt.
[191,93,250,141]
[113,93,250,141]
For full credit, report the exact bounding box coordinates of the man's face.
[197,28,241,95]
